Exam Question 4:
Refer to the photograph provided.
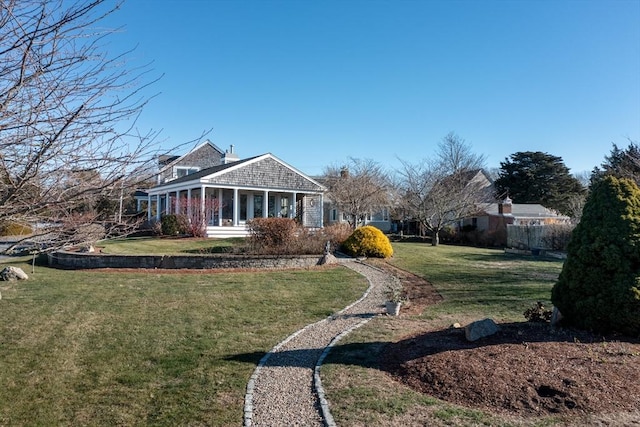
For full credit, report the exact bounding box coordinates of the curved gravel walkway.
[243,260,398,427]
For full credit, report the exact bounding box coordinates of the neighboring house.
[318,168,394,232]
[459,196,571,247]
[324,204,393,232]
[137,146,325,238]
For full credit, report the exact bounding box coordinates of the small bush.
[0,221,32,236]
[319,222,353,250]
[523,301,552,323]
[247,218,298,253]
[342,225,393,258]
[161,214,189,236]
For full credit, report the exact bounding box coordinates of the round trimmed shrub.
[551,176,640,335]
[342,225,393,258]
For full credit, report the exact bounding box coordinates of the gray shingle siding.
[212,157,323,192]
[159,144,223,182]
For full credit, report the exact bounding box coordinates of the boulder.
[318,253,337,265]
[0,266,29,281]
[465,318,500,342]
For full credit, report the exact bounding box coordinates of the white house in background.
[324,203,392,232]
[135,142,325,238]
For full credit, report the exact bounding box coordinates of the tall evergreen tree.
[494,151,585,215]
[551,176,640,336]
[591,141,640,185]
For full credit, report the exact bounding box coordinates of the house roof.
[157,140,225,173]
[148,153,325,194]
[156,155,262,186]
[482,203,567,219]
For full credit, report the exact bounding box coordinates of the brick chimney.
[498,196,512,214]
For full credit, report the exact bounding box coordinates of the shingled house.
[137,141,325,237]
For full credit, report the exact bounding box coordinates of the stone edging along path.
[243,260,397,427]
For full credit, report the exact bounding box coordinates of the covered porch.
[145,185,323,238]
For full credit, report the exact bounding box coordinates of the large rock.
[465,318,500,342]
[0,266,29,281]
[318,253,337,265]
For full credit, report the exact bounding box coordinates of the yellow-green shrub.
[342,225,393,258]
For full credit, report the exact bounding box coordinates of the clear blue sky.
[106,0,640,177]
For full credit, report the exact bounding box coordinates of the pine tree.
[494,151,585,215]
[551,176,640,335]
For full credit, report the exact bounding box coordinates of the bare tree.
[397,132,492,245]
[323,158,391,229]
[0,0,164,252]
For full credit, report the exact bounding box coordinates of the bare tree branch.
[323,158,391,229]
[0,0,165,253]
[397,132,493,245]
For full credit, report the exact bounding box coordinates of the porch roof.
[146,153,326,195]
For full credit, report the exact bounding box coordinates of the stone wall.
[48,251,324,270]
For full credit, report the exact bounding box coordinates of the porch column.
[165,192,170,215]
[263,190,269,218]
[147,194,151,221]
[233,188,239,225]
[320,194,324,228]
[175,190,180,215]
[218,188,223,225]
[200,186,206,226]
[291,192,297,219]
[187,188,192,218]
[156,194,161,221]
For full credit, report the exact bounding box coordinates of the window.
[330,209,337,221]
[268,196,275,217]
[240,194,248,221]
[253,195,263,218]
[175,166,199,178]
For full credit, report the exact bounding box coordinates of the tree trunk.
[432,230,440,246]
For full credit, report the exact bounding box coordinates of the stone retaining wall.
[48,250,323,270]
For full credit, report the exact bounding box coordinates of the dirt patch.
[372,260,640,418]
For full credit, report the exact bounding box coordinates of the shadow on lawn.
[225,321,634,371]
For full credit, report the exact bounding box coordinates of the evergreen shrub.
[161,214,189,236]
[342,225,393,258]
[551,176,640,336]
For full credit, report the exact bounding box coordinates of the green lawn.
[389,242,563,324]
[0,240,569,426]
[321,242,567,427]
[97,236,245,254]
[0,261,367,426]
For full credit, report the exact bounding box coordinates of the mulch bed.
[373,260,640,417]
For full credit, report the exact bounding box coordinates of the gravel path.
[244,260,398,427]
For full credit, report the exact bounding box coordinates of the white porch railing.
[205,225,250,238]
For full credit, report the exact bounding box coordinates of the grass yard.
[97,236,244,254]
[0,261,367,426]
[322,242,568,427]
[389,242,563,325]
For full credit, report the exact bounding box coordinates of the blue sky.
[107,0,640,176]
